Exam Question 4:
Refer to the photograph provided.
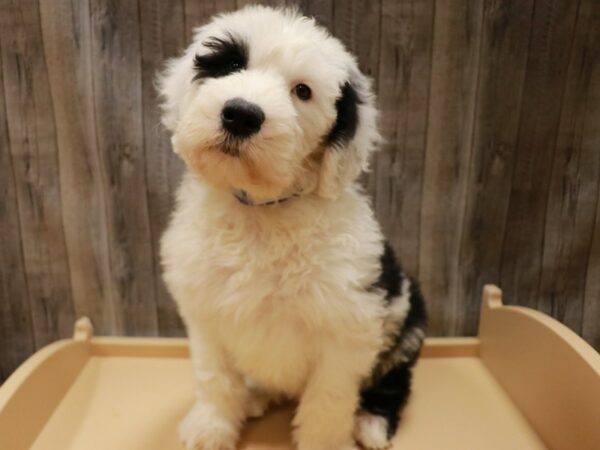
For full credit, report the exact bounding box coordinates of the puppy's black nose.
[221,98,265,138]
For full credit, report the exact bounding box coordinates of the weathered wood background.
[1,0,599,380]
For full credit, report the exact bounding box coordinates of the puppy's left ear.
[316,70,381,199]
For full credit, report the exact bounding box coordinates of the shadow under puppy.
[159,6,427,450]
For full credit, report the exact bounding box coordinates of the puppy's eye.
[294,84,312,101]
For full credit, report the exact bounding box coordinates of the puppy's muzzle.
[221,98,265,139]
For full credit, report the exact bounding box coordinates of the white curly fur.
[159,6,396,450]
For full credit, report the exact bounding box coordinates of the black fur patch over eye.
[193,34,248,80]
[326,81,360,147]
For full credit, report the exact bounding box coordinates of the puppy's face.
[159,6,379,200]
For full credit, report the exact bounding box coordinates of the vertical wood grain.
[0,42,36,381]
[332,0,382,82]
[579,0,600,350]
[369,0,435,277]
[457,0,536,335]
[235,0,286,11]
[1,0,600,380]
[140,0,186,335]
[0,0,75,347]
[38,0,117,333]
[584,203,600,350]
[538,0,600,334]
[185,0,237,42]
[419,0,484,335]
[300,0,334,31]
[89,0,158,335]
[500,0,580,309]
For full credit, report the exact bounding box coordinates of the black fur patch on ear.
[326,81,360,147]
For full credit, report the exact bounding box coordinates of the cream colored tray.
[1,286,599,450]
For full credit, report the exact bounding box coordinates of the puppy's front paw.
[353,412,392,450]
[178,401,238,450]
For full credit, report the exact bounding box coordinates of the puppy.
[159,6,427,450]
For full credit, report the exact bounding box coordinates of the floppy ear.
[316,70,381,199]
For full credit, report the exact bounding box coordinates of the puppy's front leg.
[179,326,247,450]
[294,341,376,450]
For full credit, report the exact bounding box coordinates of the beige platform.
[1,286,599,450]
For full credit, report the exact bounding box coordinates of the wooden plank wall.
[1,0,599,380]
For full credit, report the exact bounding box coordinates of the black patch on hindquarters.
[361,279,428,438]
[326,81,360,146]
[403,280,427,332]
[193,34,248,80]
[373,241,403,303]
[380,280,428,369]
[360,364,412,437]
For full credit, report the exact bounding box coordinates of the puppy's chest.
[191,222,330,314]
[219,309,315,394]
[189,226,331,393]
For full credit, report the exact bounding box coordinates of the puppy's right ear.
[156,49,196,133]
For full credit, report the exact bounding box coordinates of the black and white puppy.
[159,6,427,450]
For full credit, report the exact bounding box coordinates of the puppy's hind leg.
[356,279,427,449]
[354,364,412,450]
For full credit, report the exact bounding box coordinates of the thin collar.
[233,189,300,206]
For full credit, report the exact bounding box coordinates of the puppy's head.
[158,6,380,201]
